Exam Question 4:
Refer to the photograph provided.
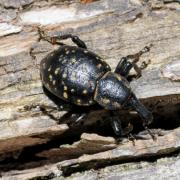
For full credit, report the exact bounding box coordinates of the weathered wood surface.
[0,0,180,179]
[1,129,180,179]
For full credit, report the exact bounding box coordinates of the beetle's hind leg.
[52,34,87,49]
[115,45,152,79]
[67,34,87,49]
[38,28,87,49]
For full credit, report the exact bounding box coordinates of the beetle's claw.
[140,59,151,70]
[128,133,136,146]
[37,27,52,43]
[144,126,157,141]
[141,44,153,53]
[37,27,44,41]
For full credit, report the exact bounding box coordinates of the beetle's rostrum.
[40,33,153,137]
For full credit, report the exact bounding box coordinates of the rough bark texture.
[0,0,180,179]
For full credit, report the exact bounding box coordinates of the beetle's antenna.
[132,44,153,63]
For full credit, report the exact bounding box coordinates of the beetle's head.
[94,72,153,126]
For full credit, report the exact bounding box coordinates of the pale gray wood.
[0,0,180,179]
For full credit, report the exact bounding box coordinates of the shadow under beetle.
[40,32,154,138]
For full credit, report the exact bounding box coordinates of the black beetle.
[40,33,153,137]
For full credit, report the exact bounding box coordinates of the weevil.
[40,33,154,137]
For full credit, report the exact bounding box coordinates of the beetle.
[40,33,154,137]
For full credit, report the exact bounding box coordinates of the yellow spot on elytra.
[62,73,67,78]
[48,67,51,72]
[82,89,88,95]
[65,50,69,54]
[72,50,75,53]
[89,100,93,104]
[77,99,81,104]
[71,89,75,93]
[97,64,102,68]
[116,75,122,81]
[84,50,88,53]
[62,59,67,64]
[55,68,60,75]
[102,98,110,104]
[64,86,68,90]
[71,58,76,64]
[112,102,121,108]
[63,92,68,99]
[55,87,57,91]
[72,77,76,81]
[71,72,76,81]
[49,74,53,81]
[52,80,56,85]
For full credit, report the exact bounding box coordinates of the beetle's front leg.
[135,129,166,140]
[38,28,87,49]
[115,45,152,79]
[109,111,133,136]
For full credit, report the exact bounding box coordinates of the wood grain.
[0,0,180,178]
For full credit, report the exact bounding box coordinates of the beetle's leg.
[20,103,73,118]
[20,87,75,119]
[21,104,57,112]
[110,115,123,136]
[115,45,152,78]
[38,29,87,49]
[60,109,89,127]
[135,129,166,140]
[110,111,133,136]
[69,113,88,125]
[63,34,87,49]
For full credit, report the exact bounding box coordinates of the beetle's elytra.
[41,45,111,106]
[40,34,154,137]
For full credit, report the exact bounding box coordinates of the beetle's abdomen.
[40,46,111,106]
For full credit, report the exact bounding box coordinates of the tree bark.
[0,0,180,179]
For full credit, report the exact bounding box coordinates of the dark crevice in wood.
[0,102,179,173]
[163,0,180,4]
